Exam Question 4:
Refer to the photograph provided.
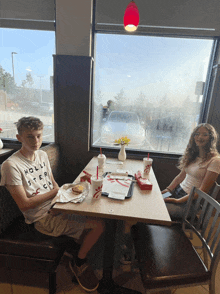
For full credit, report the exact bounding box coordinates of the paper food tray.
[101,172,135,199]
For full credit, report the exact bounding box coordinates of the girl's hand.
[164,197,178,203]
[164,195,189,204]
[161,188,171,194]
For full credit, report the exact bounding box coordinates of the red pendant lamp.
[124,1,140,32]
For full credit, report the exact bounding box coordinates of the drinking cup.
[91,176,103,200]
[143,158,153,178]
[97,154,106,169]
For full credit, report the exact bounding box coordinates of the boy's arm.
[51,173,59,190]
[6,184,59,212]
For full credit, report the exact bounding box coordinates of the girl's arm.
[165,170,219,204]
[164,193,189,203]
[199,170,219,194]
[162,169,186,194]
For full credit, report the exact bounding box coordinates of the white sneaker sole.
[69,261,99,292]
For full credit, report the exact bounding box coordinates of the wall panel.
[54,55,93,176]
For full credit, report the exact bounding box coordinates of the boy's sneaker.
[69,260,99,292]
[120,253,132,265]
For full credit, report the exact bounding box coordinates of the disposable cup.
[143,158,153,178]
[91,176,103,200]
[97,154,106,169]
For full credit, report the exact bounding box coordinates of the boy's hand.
[53,183,59,190]
[48,209,61,216]
[52,179,59,194]
[52,185,59,198]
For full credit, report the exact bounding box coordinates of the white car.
[101,111,145,147]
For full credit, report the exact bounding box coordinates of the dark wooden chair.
[131,186,220,293]
[0,210,80,294]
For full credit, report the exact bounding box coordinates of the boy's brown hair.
[16,117,44,135]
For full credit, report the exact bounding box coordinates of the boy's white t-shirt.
[180,156,220,194]
[1,150,54,224]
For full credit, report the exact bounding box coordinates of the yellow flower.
[114,136,131,145]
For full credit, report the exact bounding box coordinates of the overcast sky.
[94,33,213,105]
[0,28,213,100]
[0,28,55,90]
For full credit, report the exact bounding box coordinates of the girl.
[163,123,220,220]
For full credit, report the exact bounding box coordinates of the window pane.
[92,34,213,154]
[0,28,55,142]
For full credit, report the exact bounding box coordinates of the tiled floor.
[1,226,220,294]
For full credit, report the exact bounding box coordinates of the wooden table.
[53,157,171,225]
[53,157,171,294]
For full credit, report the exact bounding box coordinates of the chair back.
[210,182,220,200]
[183,187,220,274]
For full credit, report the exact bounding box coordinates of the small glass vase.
[118,144,126,161]
[0,138,3,149]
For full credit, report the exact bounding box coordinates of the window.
[92,33,214,154]
[0,28,55,142]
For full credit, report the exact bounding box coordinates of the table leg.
[97,219,141,294]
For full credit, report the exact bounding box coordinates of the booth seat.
[0,143,80,294]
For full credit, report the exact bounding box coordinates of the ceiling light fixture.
[124,1,140,32]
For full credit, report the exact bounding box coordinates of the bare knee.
[85,218,105,233]
[97,219,105,234]
[93,219,105,234]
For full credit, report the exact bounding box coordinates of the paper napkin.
[51,182,89,205]
[108,191,126,200]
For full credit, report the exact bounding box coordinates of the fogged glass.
[0,28,55,142]
[92,33,213,154]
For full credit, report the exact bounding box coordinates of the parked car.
[18,101,39,114]
[101,111,145,146]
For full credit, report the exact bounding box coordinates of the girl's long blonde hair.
[178,123,219,170]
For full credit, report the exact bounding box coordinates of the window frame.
[0,0,55,145]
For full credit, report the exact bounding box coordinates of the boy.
[0,116,104,292]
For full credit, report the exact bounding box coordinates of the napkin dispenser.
[135,171,153,190]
